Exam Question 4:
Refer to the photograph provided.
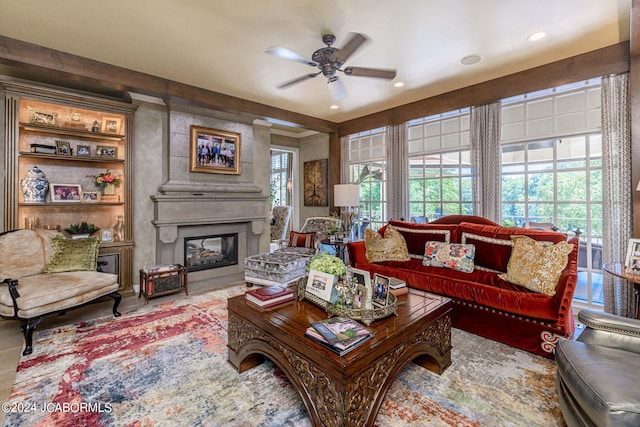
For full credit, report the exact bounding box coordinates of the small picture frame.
[305,270,337,303]
[352,284,368,309]
[625,239,640,275]
[101,117,122,134]
[77,145,91,157]
[351,268,373,309]
[96,145,118,159]
[28,106,58,126]
[82,191,99,203]
[100,229,113,243]
[49,183,82,202]
[55,140,71,156]
[372,274,390,307]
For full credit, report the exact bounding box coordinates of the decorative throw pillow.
[498,235,574,296]
[288,231,316,248]
[422,241,476,273]
[42,236,100,273]
[364,225,410,263]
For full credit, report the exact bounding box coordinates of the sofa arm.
[347,241,368,267]
[1,278,21,317]
[577,309,640,353]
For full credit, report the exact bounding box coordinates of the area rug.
[3,286,563,427]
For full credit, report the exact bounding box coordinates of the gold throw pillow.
[499,235,573,296]
[364,225,410,263]
[43,236,100,273]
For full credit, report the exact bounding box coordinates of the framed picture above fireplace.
[189,125,241,175]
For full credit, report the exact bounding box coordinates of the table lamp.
[334,184,359,240]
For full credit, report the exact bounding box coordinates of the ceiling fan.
[266,32,397,99]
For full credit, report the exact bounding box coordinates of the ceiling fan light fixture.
[330,104,340,110]
[459,55,482,66]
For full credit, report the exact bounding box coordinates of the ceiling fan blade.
[327,76,347,99]
[344,66,397,80]
[265,46,317,66]
[333,32,368,63]
[277,73,320,89]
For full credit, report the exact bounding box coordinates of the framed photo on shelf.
[96,145,118,159]
[305,270,337,303]
[77,145,90,157]
[82,191,99,203]
[55,140,71,156]
[27,106,58,126]
[352,284,368,310]
[372,274,390,307]
[101,117,122,134]
[100,229,113,243]
[625,238,640,274]
[189,125,241,175]
[49,183,82,202]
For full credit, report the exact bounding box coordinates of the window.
[501,80,603,306]
[407,109,472,222]
[347,129,387,231]
[270,149,291,207]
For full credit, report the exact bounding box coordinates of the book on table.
[305,317,373,355]
[388,277,406,289]
[245,285,295,308]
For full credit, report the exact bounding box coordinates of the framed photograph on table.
[189,125,241,175]
[625,238,640,274]
[351,268,373,309]
[372,274,390,307]
[305,270,337,304]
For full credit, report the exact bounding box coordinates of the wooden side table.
[602,262,640,319]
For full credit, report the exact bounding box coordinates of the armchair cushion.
[42,236,100,273]
[0,229,58,280]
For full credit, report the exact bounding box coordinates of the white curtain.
[601,73,635,317]
[470,102,502,223]
[386,124,408,221]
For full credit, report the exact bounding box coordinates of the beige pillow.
[364,225,410,263]
[499,235,573,296]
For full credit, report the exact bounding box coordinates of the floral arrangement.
[95,170,122,187]
[307,253,347,276]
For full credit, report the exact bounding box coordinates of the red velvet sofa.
[347,215,579,358]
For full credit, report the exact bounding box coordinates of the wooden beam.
[0,35,338,134]
[339,42,630,137]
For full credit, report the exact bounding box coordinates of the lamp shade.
[334,184,359,207]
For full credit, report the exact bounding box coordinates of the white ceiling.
[0,0,630,123]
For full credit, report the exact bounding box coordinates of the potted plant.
[64,222,100,239]
[94,170,122,195]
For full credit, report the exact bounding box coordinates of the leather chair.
[556,309,640,426]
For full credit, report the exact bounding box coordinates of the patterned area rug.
[3,286,563,427]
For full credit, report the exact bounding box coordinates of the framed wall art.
[190,125,241,175]
[303,159,328,206]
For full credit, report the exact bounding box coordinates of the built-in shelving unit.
[1,78,137,295]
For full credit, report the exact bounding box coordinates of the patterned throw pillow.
[364,225,410,263]
[42,236,100,273]
[288,231,316,248]
[422,241,476,273]
[498,235,574,296]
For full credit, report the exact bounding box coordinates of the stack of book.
[245,285,295,309]
[389,277,408,296]
[305,317,373,356]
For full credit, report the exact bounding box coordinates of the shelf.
[19,151,124,164]
[19,202,124,207]
[19,122,125,141]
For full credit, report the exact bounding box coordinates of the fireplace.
[184,233,238,272]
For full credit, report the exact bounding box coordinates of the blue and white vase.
[21,165,49,203]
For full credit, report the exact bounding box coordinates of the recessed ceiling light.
[330,105,340,110]
[528,31,547,42]
[394,82,405,88]
[459,55,482,66]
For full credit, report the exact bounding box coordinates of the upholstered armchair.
[0,229,121,355]
[556,309,640,426]
[270,205,292,242]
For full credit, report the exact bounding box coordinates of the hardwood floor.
[0,279,242,426]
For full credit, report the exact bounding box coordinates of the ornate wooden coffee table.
[227,288,452,427]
